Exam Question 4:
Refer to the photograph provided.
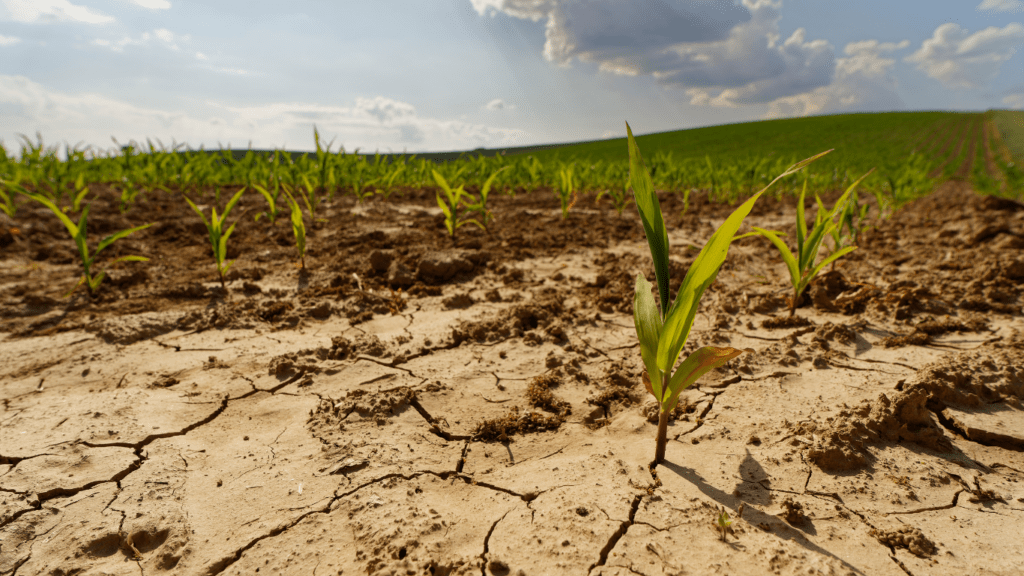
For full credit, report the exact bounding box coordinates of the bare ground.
[1,180,1023,576]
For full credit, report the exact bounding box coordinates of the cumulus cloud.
[0,0,114,24]
[764,39,909,119]
[0,76,527,157]
[128,0,171,9]
[905,22,1024,88]
[977,0,1024,13]
[1004,93,1024,108]
[473,0,835,107]
[484,98,515,111]
[91,27,189,52]
[0,33,20,45]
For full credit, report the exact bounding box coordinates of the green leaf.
[657,187,767,373]
[796,173,808,258]
[95,223,153,255]
[750,227,800,289]
[436,193,452,219]
[626,122,670,316]
[633,273,664,401]
[460,218,485,231]
[252,185,277,215]
[108,255,150,264]
[664,346,744,412]
[808,246,856,281]
[23,192,79,239]
[480,165,510,201]
[73,186,90,212]
[222,186,247,220]
[222,221,237,249]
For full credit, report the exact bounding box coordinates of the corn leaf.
[664,347,744,411]
[749,227,800,288]
[657,187,767,374]
[96,223,153,255]
[626,122,670,315]
[809,246,856,280]
[23,192,79,238]
[796,174,808,258]
[633,273,664,400]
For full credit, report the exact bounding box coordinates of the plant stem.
[790,287,799,317]
[654,409,669,464]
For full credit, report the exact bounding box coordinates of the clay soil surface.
[2,181,1024,575]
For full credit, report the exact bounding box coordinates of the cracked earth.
[1,180,1023,575]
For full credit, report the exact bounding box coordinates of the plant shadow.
[660,459,865,575]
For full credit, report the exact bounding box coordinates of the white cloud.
[905,22,1024,88]
[474,0,835,107]
[195,51,207,60]
[765,38,909,119]
[0,75,528,157]
[91,27,189,52]
[1004,93,1024,108]
[977,0,1024,13]
[128,0,171,9]
[484,98,514,111]
[0,33,20,45]
[0,0,114,24]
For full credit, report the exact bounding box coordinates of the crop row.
[5,112,1019,221]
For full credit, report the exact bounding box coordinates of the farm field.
[2,112,1024,575]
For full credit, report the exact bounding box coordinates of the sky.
[0,0,1022,158]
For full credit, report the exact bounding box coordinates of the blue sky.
[0,0,1022,157]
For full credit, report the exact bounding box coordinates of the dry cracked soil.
[1,181,1023,575]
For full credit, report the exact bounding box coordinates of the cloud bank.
[0,75,527,157]
[905,22,1024,88]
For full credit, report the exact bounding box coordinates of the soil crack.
[885,489,963,516]
[588,493,643,572]
[480,509,512,576]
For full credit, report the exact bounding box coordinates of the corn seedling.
[0,179,24,217]
[19,191,151,297]
[432,169,481,240]
[185,186,246,289]
[70,173,90,212]
[828,175,873,269]
[280,184,308,268]
[252,184,280,223]
[461,165,509,231]
[740,168,873,316]
[374,162,406,201]
[628,121,831,464]
[595,180,631,215]
[716,507,733,542]
[299,175,321,218]
[556,162,578,219]
[118,179,142,213]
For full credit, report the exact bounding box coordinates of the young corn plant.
[595,180,631,215]
[828,173,873,268]
[739,168,874,316]
[432,169,481,240]
[716,507,733,542]
[19,192,151,297]
[555,162,578,219]
[373,162,406,201]
[185,186,246,289]
[461,165,509,231]
[251,184,280,223]
[627,121,831,464]
[0,179,24,217]
[280,184,308,268]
